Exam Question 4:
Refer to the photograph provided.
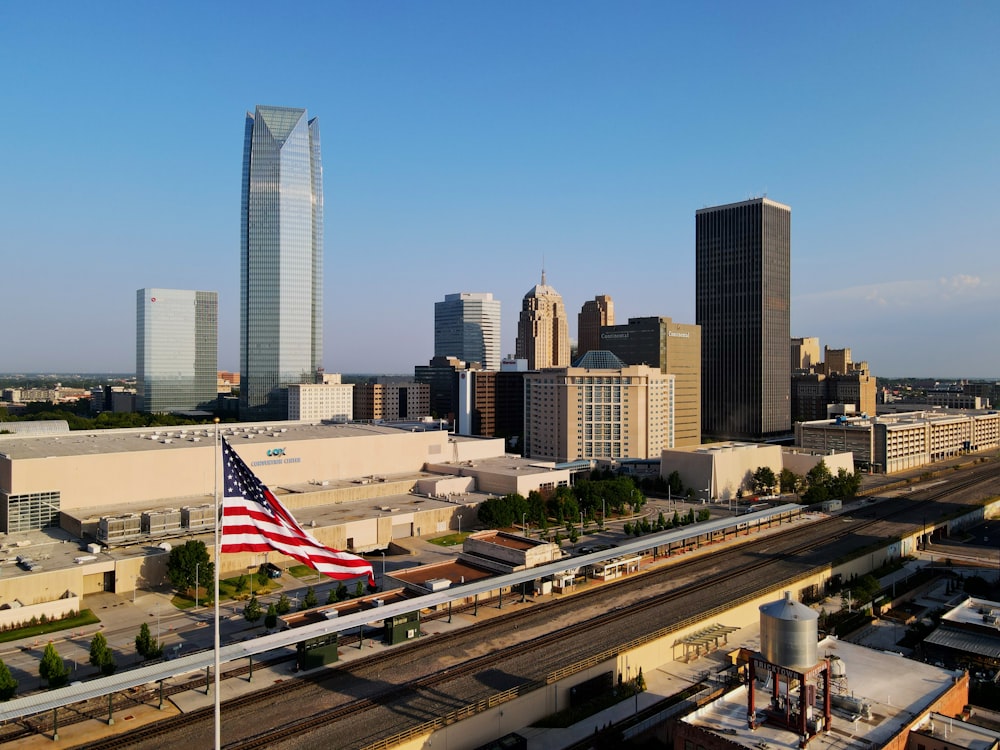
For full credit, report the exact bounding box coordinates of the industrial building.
[795,409,1000,473]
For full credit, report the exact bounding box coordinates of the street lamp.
[580,511,584,531]
[379,551,386,589]
[195,563,199,608]
[457,514,463,536]
[601,497,606,523]
[522,513,527,536]
[701,487,710,505]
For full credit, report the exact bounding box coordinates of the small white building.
[287,380,354,422]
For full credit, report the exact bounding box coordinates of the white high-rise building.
[434,292,502,371]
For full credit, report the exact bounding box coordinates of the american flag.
[221,437,374,584]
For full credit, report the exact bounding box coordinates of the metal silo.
[759,591,818,670]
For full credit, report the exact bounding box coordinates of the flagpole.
[213,418,221,750]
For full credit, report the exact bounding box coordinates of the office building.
[434,292,501,371]
[599,316,701,446]
[515,271,570,370]
[696,198,791,440]
[790,336,820,370]
[455,369,526,448]
[136,288,218,413]
[353,381,431,421]
[287,378,354,422]
[414,356,479,421]
[240,105,324,419]
[577,295,614,358]
[523,352,673,462]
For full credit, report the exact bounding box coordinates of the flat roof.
[426,455,568,478]
[941,596,1000,627]
[389,558,496,588]
[470,531,540,551]
[682,637,962,750]
[0,421,439,461]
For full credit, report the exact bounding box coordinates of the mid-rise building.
[791,342,877,422]
[434,292,501,371]
[523,351,674,462]
[414,356,478,421]
[515,271,570,370]
[353,381,430,421]
[577,295,614,359]
[136,288,218,413]
[240,105,324,420]
[696,198,791,440]
[287,378,354,422]
[599,316,701,446]
[456,369,526,449]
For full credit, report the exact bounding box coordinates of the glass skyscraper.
[240,105,324,419]
[434,292,502,371]
[136,288,218,413]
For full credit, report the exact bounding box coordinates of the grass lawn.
[169,576,282,608]
[288,564,320,579]
[0,609,101,644]
[429,532,468,547]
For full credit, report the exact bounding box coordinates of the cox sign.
[266,448,286,457]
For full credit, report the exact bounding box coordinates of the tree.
[336,582,348,601]
[235,574,248,594]
[0,660,18,701]
[354,581,365,597]
[752,466,777,494]
[265,603,278,631]
[779,468,800,494]
[166,540,213,596]
[89,631,116,674]
[327,587,338,605]
[276,593,291,615]
[303,586,318,609]
[666,471,684,497]
[89,631,110,669]
[39,642,69,689]
[135,623,162,660]
[243,595,262,626]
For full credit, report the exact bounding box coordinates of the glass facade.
[136,288,218,413]
[434,292,502,371]
[696,198,791,440]
[240,105,324,419]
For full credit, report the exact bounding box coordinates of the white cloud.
[797,275,993,311]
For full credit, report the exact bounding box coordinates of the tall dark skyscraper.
[240,105,324,419]
[696,197,791,440]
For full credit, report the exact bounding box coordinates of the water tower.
[748,591,832,748]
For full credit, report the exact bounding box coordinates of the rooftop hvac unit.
[426,578,452,592]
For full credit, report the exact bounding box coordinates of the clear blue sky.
[2,2,997,378]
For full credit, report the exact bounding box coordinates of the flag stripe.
[220,437,374,584]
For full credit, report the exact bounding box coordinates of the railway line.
[56,461,999,750]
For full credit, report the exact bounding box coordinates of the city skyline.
[2,3,998,377]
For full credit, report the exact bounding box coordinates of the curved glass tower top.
[240,105,324,419]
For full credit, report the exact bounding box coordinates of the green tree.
[39,642,69,689]
[752,466,777,494]
[336,582,348,601]
[89,631,116,674]
[666,471,684,497]
[265,603,278,630]
[276,593,291,615]
[166,540,213,595]
[0,660,17,700]
[779,468,800,494]
[243,595,262,625]
[327,587,338,604]
[135,623,162,660]
[354,581,364,597]
[303,586,318,609]
[234,574,248,594]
